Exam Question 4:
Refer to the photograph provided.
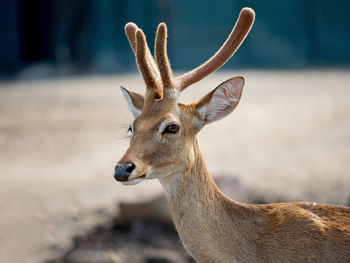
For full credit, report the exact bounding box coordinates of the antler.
[155,23,174,96]
[125,22,162,98]
[124,7,255,99]
[125,23,161,79]
[135,30,162,98]
[175,7,255,91]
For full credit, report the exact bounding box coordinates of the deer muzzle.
[114,163,135,182]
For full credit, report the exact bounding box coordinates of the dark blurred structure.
[0,0,349,78]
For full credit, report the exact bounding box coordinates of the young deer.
[114,8,350,263]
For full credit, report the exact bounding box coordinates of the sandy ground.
[0,71,350,263]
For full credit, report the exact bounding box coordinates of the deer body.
[160,138,350,262]
[113,7,350,262]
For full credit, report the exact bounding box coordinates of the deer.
[113,7,350,263]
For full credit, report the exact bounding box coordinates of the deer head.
[114,8,255,185]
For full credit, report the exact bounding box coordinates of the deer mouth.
[122,174,147,185]
[135,174,146,180]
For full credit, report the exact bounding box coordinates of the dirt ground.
[0,71,350,263]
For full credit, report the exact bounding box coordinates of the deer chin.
[122,177,144,185]
[145,168,180,180]
[122,173,147,185]
[121,167,148,185]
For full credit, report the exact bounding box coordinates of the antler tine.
[135,29,161,98]
[125,23,161,80]
[155,23,174,90]
[125,22,138,53]
[175,7,255,91]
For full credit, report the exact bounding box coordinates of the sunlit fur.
[118,7,350,262]
[119,89,350,262]
[118,99,197,183]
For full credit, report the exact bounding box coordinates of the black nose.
[114,163,135,182]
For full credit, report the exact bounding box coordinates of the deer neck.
[159,137,237,205]
[159,137,255,261]
[159,137,219,201]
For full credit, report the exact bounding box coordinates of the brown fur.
[160,121,350,263]
[117,7,350,262]
[118,97,350,262]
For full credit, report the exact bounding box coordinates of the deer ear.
[195,76,244,124]
[120,86,144,118]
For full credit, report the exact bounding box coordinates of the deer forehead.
[134,112,180,132]
[136,101,193,128]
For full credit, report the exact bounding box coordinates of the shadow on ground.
[46,219,194,263]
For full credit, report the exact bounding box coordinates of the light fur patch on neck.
[159,172,182,199]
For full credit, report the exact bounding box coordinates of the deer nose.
[114,163,135,182]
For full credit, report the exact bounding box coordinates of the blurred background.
[1,0,350,78]
[0,1,350,263]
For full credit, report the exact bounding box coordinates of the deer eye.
[163,124,180,134]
